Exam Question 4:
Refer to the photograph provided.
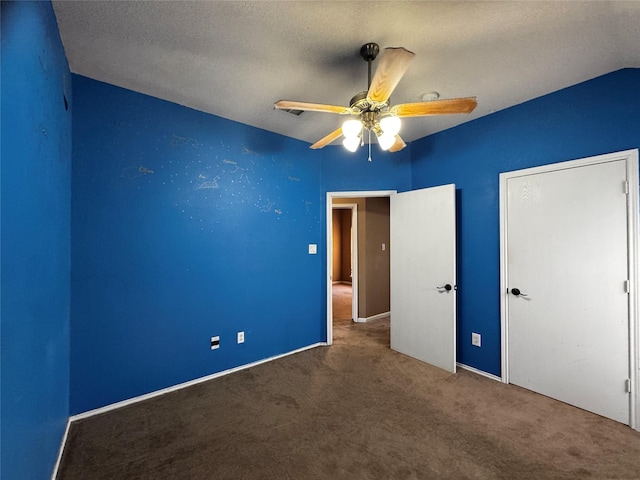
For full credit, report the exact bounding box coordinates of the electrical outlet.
[237,331,245,344]
[210,336,220,350]
[471,332,481,347]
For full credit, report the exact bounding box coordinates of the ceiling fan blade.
[388,135,407,153]
[367,47,415,104]
[392,97,478,117]
[310,127,343,149]
[275,100,350,115]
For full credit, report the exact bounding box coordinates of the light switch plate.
[308,244,317,254]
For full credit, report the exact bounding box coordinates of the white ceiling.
[52,1,640,146]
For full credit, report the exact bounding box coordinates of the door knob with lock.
[437,284,454,291]
[510,288,528,297]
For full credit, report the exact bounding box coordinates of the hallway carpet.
[58,317,640,479]
[332,282,353,325]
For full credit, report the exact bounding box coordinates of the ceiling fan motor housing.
[349,91,389,114]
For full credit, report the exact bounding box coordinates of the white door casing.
[500,149,639,430]
[390,185,457,373]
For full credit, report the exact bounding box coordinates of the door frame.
[499,149,639,431]
[326,191,396,345]
[332,203,358,325]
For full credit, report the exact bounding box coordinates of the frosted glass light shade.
[380,115,401,136]
[343,136,360,152]
[342,119,363,138]
[377,132,395,151]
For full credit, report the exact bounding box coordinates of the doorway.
[326,187,458,377]
[326,191,395,344]
[332,204,357,326]
[500,149,639,429]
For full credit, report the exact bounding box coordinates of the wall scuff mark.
[195,177,220,190]
[171,135,200,148]
[122,165,154,179]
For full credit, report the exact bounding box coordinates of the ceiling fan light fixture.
[376,131,396,151]
[342,119,363,139]
[343,136,361,152]
[379,115,401,137]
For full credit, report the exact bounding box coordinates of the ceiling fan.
[274,43,477,153]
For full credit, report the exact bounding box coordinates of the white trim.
[499,169,509,385]
[626,150,639,431]
[457,363,502,382]
[70,343,325,421]
[51,418,71,480]
[499,149,639,431]
[326,191,396,345]
[355,311,391,323]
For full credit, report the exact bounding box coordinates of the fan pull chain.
[368,129,372,162]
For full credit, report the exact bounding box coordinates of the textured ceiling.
[52,1,640,147]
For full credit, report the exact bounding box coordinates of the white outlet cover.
[237,331,245,344]
[471,332,481,347]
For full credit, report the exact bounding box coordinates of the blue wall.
[1,2,72,479]
[411,68,640,376]
[320,144,412,194]
[70,76,412,414]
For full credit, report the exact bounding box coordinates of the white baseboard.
[51,418,71,480]
[355,311,390,323]
[457,363,502,382]
[70,342,326,422]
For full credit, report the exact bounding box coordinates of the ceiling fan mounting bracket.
[360,43,380,62]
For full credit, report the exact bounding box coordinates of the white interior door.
[390,185,456,373]
[505,159,630,424]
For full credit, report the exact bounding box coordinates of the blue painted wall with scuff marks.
[411,68,640,376]
[70,75,412,414]
[1,2,72,478]
[70,69,639,413]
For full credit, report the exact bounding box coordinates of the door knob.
[510,288,528,297]
[438,284,453,291]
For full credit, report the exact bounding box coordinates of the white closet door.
[506,159,630,424]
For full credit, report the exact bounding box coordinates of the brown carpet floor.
[332,283,353,325]
[58,311,640,479]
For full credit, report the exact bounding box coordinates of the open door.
[390,185,457,373]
